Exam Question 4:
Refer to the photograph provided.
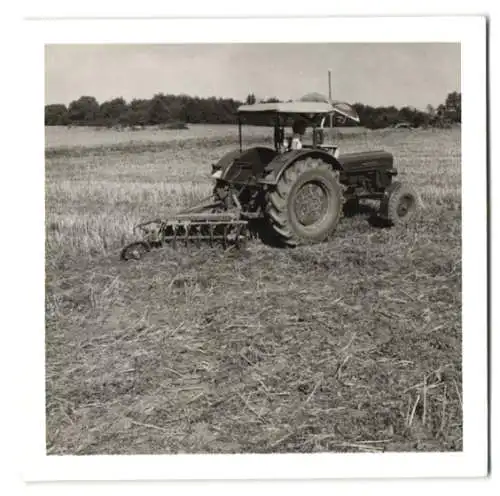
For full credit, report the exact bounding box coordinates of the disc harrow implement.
[120,208,249,261]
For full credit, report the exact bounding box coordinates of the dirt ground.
[45,128,462,454]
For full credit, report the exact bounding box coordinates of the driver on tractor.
[282,117,308,152]
[291,118,307,150]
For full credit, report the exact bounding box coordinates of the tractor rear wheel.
[265,158,344,247]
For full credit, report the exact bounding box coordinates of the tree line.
[352,91,461,129]
[45,91,461,130]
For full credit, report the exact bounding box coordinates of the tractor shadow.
[250,201,392,249]
[248,220,285,248]
[342,200,392,228]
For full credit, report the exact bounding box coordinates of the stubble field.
[45,125,462,454]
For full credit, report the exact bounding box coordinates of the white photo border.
[25,16,487,481]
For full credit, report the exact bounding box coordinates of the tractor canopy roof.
[237,100,360,123]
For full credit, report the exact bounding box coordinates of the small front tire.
[379,181,419,225]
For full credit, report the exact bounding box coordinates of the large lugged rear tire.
[265,158,344,247]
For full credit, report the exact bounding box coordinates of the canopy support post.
[238,116,242,152]
[328,69,333,128]
[274,112,281,151]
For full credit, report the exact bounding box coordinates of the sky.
[45,43,460,110]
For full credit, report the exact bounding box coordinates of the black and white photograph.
[18,15,488,483]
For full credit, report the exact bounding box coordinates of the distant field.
[45,126,462,455]
[45,124,246,148]
[45,124,370,149]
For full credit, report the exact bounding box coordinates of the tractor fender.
[212,146,278,182]
[211,149,244,178]
[258,149,344,186]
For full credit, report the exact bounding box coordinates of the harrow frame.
[120,194,250,260]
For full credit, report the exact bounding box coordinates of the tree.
[410,111,427,128]
[147,93,170,125]
[399,106,415,124]
[245,93,256,105]
[434,104,451,128]
[99,97,128,127]
[45,104,69,126]
[164,97,184,123]
[45,90,460,129]
[121,99,149,127]
[184,98,202,124]
[68,96,100,125]
[445,91,461,122]
[262,97,281,103]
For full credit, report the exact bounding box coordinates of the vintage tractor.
[120,97,418,260]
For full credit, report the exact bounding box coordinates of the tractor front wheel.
[265,158,344,247]
[379,181,419,225]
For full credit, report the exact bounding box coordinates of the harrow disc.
[120,241,151,261]
[120,215,249,261]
